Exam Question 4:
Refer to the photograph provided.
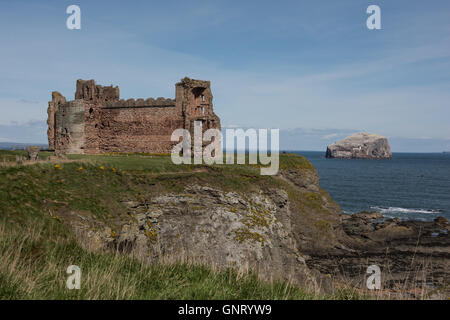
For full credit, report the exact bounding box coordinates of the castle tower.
[175,77,219,133]
[75,79,119,102]
[175,77,221,157]
[47,91,66,150]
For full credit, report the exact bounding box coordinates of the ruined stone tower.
[47,77,221,154]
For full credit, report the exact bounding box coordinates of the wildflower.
[111,168,116,173]
[77,166,83,171]
[99,166,105,170]
[54,164,62,170]
[145,228,157,240]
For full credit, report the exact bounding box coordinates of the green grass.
[67,153,193,173]
[0,161,132,226]
[0,149,53,162]
[0,215,324,299]
[279,153,315,170]
[0,150,362,300]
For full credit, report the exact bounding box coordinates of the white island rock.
[326,132,392,159]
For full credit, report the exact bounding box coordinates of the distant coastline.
[0,142,48,150]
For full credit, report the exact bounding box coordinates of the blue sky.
[0,0,449,151]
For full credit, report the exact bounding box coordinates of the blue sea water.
[294,151,450,221]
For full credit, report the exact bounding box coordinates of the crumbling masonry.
[47,77,221,154]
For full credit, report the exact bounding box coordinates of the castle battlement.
[104,97,176,109]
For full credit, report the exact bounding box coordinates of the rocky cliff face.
[64,155,345,293]
[326,132,392,159]
[116,186,321,290]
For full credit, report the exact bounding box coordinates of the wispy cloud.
[0,99,47,125]
[322,133,340,140]
[0,120,47,144]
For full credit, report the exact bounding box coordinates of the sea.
[295,151,450,222]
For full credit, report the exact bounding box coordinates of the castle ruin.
[47,77,221,154]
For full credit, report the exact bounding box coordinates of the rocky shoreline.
[306,212,449,298]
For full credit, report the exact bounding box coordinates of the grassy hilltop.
[0,150,359,300]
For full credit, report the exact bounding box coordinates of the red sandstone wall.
[85,106,184,154]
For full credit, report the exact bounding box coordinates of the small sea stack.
[326,132,392,159]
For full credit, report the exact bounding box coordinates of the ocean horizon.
[296,151,450,222]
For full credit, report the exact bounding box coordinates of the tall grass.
[0,216,325,300]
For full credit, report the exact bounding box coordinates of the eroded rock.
[307,211,450,297]
[114,186,320,290]
[326,132,392,159]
